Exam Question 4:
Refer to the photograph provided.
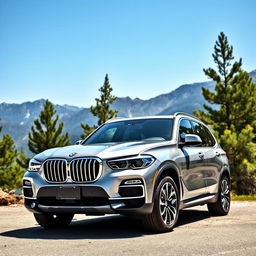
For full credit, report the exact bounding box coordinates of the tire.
[207,175,231,216]
[34,213,74,229]
[142,176,179,232]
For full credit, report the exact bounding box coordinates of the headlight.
[107,155,155,170]
[28,159,42,172]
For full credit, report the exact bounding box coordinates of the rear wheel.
[34,213,74,229]
[142,176,179,232]
[207,175,230,216]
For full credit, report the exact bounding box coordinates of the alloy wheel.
[221,178,230,212]
[159,182,178,226]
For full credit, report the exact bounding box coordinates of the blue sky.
[0,0,256,107]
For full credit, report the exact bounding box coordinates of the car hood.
[33,140,175,161]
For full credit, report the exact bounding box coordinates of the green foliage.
[81,74,118,138]
[0,134,24,189]
[194,32,243,133]
[17,148,30,169]
[28,100,70,154]
[228,71,256,132]
[91,74,118,125]
[80,123,96,140]
[0,134,17,168]
[231,195,256,201]
[220,126,256,194]
[194,32,256,195]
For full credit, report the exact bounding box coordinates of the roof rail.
[106,117,125,123]
[173,112,200,120]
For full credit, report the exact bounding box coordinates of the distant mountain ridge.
[0,70,255,155]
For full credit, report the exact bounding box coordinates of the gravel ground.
[0,201,256,256]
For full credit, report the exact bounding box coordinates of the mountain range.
[1,70,255,155]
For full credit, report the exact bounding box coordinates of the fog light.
[124,179,142,185]
[119,185,144,197]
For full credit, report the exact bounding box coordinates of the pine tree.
[0,134,17,169]
[219,126,256,194]
[80,123,95,140]
[90,74,118,125]
[194,32,256,194]
[17,148,30,169]
[28,100,70,154]
[0,131,24,189]
[81,74,118,138]
[194,32,243,132]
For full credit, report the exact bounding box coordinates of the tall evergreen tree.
[194,32,243,132]
[0,125,24,189]
[90,74,118,126]
[194,32,256,194]
[16,148,30,169]
[81,74,118,138]
[0,134,17,169]
[28,100,70,154]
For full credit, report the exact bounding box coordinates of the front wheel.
[207,175,231,216]
[142,176,179,232]
[34,213,74,229]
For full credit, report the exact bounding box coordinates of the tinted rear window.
[191,121,215,147]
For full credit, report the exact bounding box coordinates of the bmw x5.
[23,112,231,232]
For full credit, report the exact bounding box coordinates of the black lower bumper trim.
[37,204,115,214]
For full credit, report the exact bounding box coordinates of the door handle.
[198,152,204,159]
[216,151,221,157]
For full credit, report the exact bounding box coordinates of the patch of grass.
[231,195,256,201]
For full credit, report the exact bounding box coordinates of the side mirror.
[75,140,82,145]
[184,134,202,146]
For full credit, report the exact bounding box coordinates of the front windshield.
[83,118,173,145]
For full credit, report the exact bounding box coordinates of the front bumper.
[23,161,159,215]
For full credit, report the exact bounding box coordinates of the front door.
[178,119,207,200]
[190,121,223,194]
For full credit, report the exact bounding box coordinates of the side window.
[179,119,194,143]
[203,126,216,146]
[191,121,214,147]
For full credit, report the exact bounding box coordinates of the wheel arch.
[220,166,231,182]
[219,167,231,190]
[153,161,182,199]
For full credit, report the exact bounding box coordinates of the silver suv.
[23,112,231,232]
